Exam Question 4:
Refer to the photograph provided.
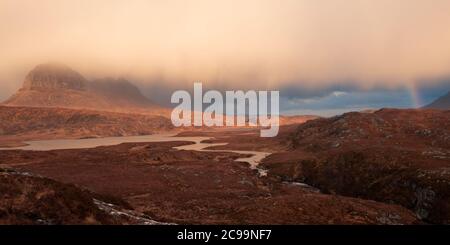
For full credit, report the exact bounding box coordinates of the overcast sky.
[1,0,450,115]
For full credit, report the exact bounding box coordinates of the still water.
[0,134,270,176]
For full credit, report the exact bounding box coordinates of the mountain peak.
[22,63,87,91]
[424,91,450,110]
[88,77,154,106]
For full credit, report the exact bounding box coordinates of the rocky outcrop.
[297,151,450,224]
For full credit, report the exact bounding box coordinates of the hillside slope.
[262,109,450,224]
[0,168,166,225]
[424,92,450,110]
[0,106,173,146]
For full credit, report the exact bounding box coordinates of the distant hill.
[279,115,319,125]
[0,105,173,145]
[2,63,168,115]
[424,91,450,109]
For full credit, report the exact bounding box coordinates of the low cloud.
[1,0,450,108]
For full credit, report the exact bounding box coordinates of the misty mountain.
[2,63,166,114]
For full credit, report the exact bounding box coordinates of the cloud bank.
[1,0,450,105]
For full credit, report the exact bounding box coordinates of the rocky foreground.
[0,168,170,225]
[0,141,419,225]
